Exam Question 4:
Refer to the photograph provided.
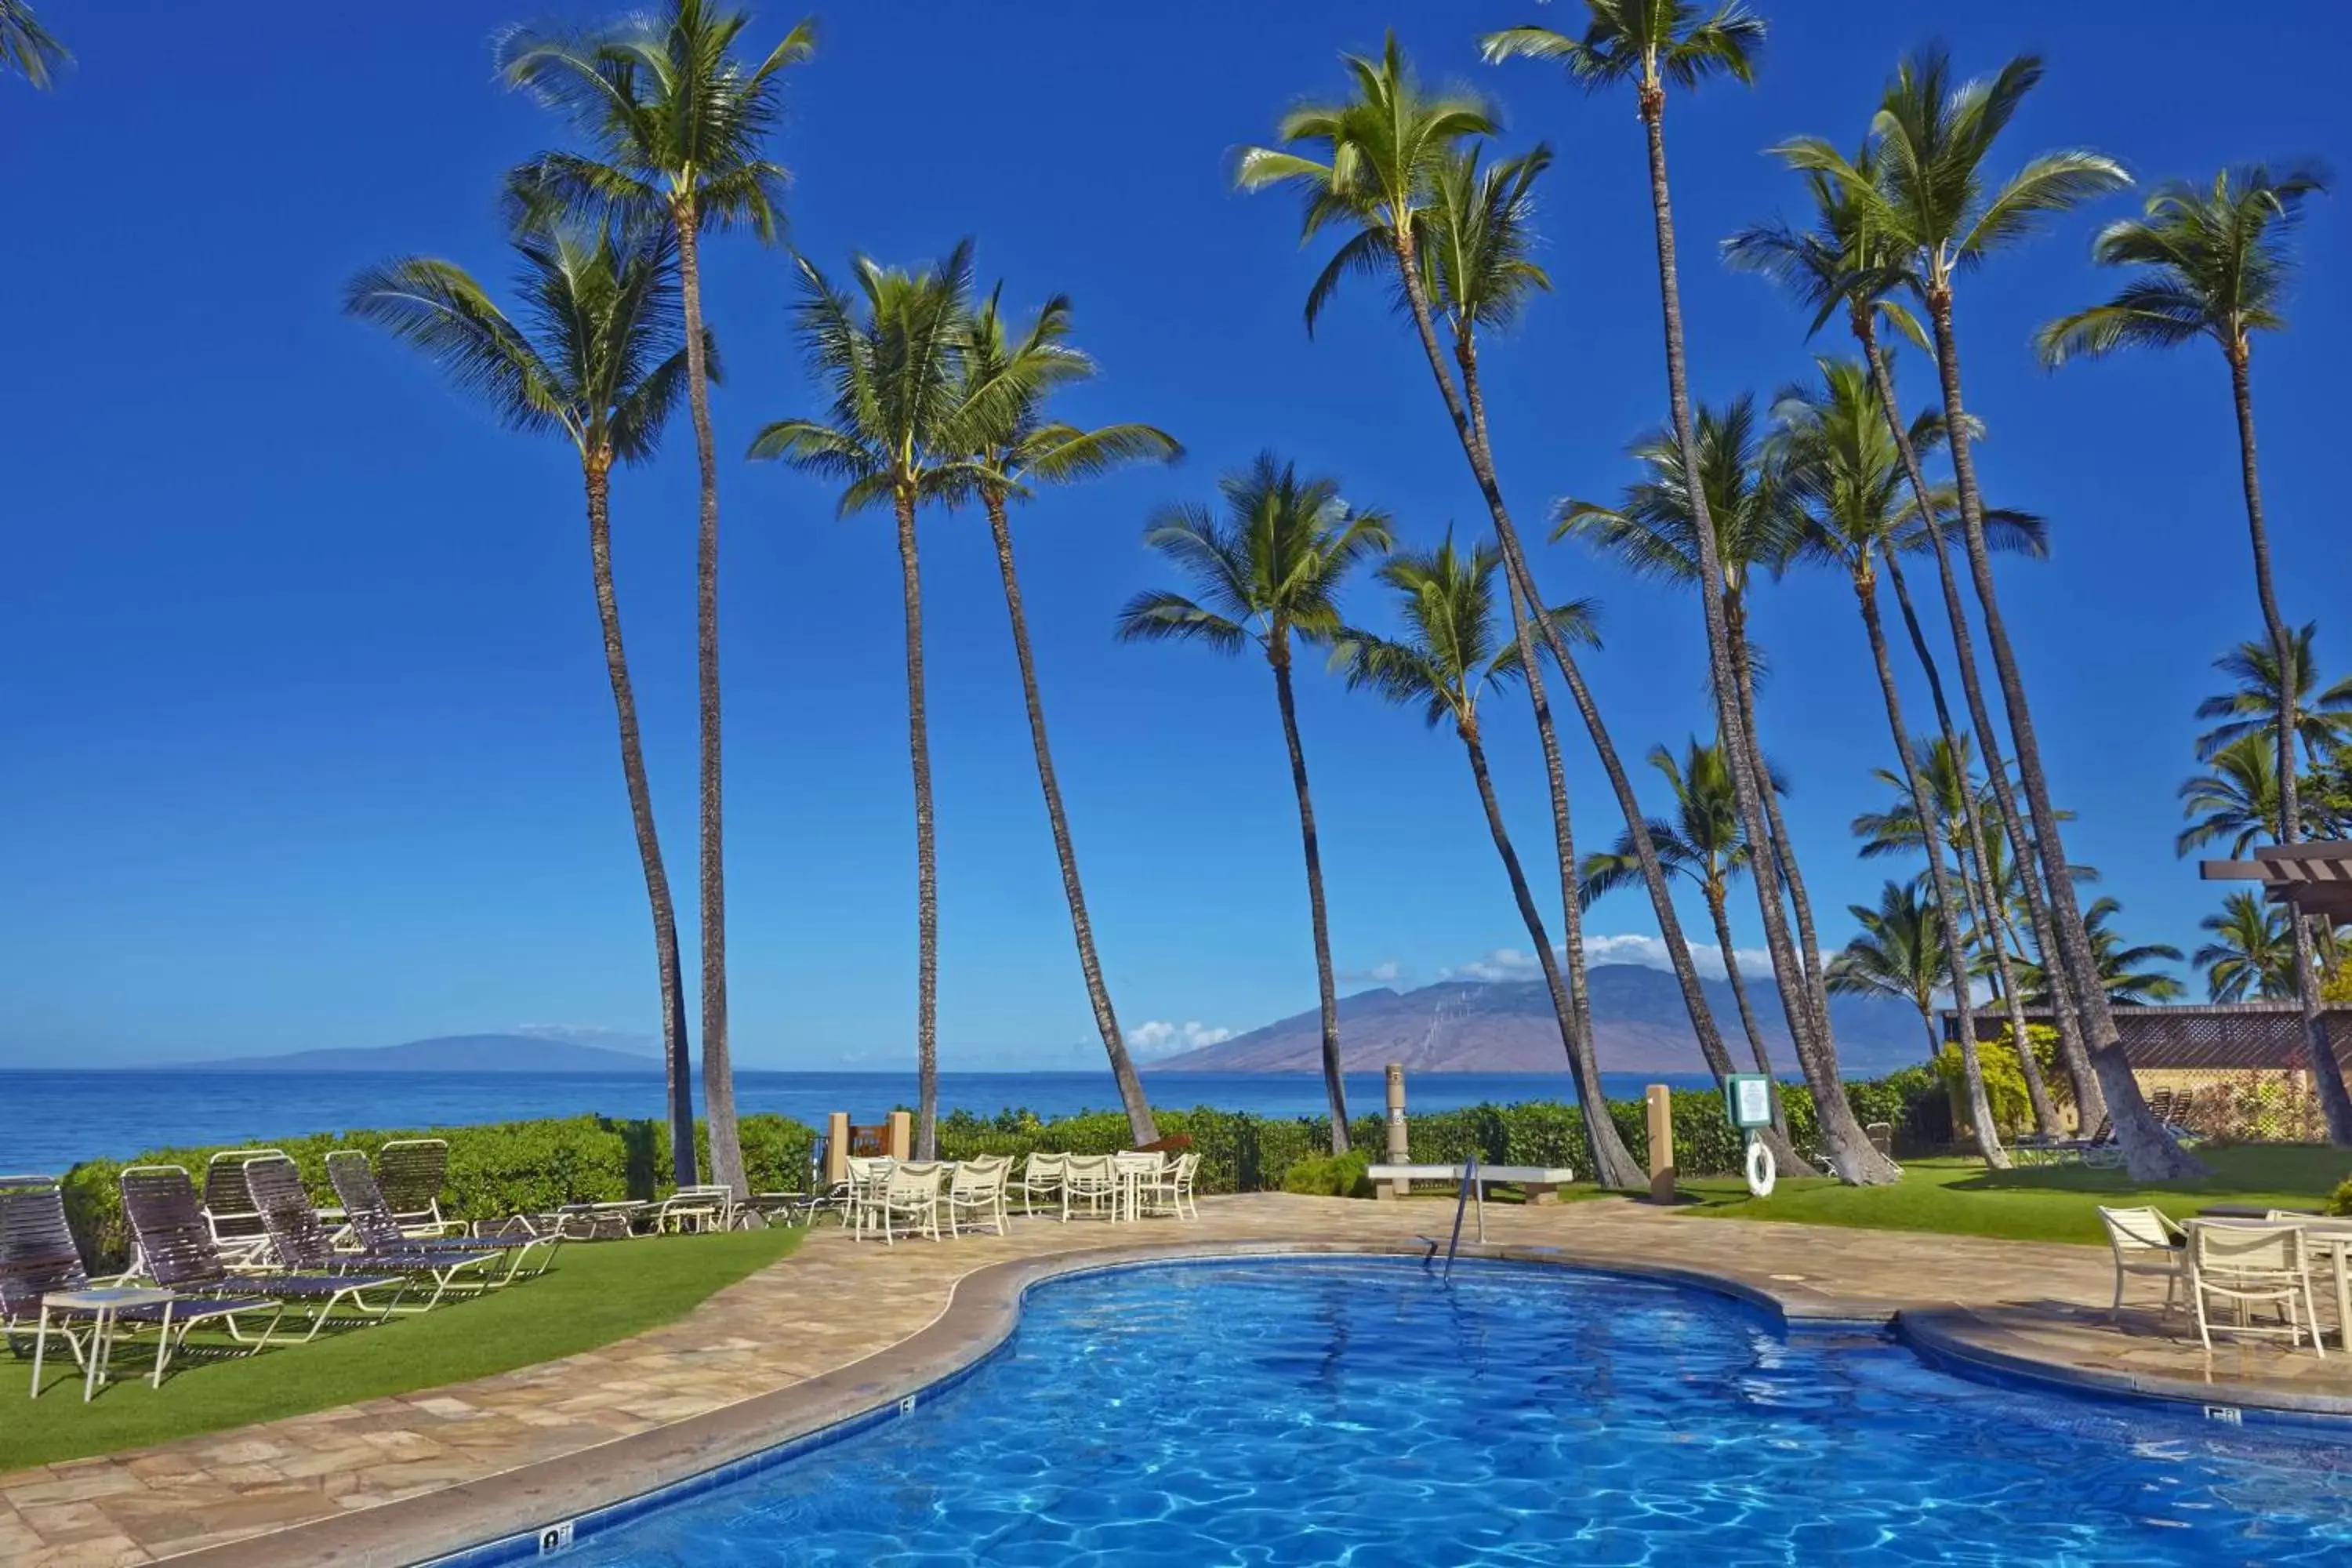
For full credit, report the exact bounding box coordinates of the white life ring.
[1744,1136,1777,1197]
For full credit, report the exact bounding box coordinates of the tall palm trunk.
[1726,595,1831,1037]
[585,448,698,1185]
[673,203,743,1195]
[1851,568,2007,1163]
[1459,717,1635,1175]
[1269,635,1349,1155]
[1502,576,1648,1188]
[2228,343,2352,1142]
[1957,828,2063,1138]
[892,488,942,1160]
[1862,333,2104,1131]
[983,491,1157,1145]
[1701,880,1772,1077]
[1430,314,1758,1154]
[1924,285,2201,1179]
[1635,87,1893,1182]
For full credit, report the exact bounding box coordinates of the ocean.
[0,1068,1725,1176]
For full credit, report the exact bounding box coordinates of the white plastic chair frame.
[946,1158,1011,1238]
[2095,1205,2187,1319]
[875,1163,945,1245]
[1015,1152,1066,1218]
[1111,1152,1164,1223]
[1141,1152,1201,1221]
[2190,1221,2325,1356]
[846,1157,895,1242]
[1061,1156,1117,1221]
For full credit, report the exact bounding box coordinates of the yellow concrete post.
[825,1112,850,1187]
[886,1110,913,1161]
[1645,1083,1676,1203]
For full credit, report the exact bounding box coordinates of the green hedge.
[62,1113,815,1273]
[938,1074,1948,1198]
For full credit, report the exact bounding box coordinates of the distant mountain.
[1152,964,1930,1076]
[176,1034,662,1074]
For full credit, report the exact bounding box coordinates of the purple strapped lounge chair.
[243,1156,495,1312]
[120,1166,407,1342]
[2,1178,280,1389]
[325,1151,558,1286]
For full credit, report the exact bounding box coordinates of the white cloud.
[1440,934,1782,985]
[1341,959,1405,985]
[1127,1019,1233,1058]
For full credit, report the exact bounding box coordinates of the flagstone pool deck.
[6,1192,2351,1566]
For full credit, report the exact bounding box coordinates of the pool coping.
[151,1233,2352,1566]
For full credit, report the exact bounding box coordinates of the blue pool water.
[561,1258,2352,1566]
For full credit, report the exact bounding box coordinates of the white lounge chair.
[1062,1155,1117,1221]
[2190,1221,2325,1356]
[650,1185,733,1234]
[2095,1205,2187,1319]
[946,1159,1010,1238]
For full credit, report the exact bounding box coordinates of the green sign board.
[1723,1073,1775,1131]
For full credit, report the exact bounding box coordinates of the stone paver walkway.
[2,1194,2347,1566]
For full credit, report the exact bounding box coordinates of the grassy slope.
[2,1228,800,1472]
[1671,1145,2352,1244]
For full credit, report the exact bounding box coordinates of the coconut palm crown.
[1480,2,1764,111]
[2,0,65,89]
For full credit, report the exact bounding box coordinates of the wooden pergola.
[2202,844,2352,923]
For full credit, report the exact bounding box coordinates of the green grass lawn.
[1,1228,800,1472]
[1670,1145,2352,1244]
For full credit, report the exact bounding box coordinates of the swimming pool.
[553,1257,2352,1565]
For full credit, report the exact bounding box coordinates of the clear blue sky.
[2,2,2343,1069]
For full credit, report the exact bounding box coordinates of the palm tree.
[2038,165,2326,833]
[2016,899,2186,1009]
[2177,733,2282,860]
[2195,891,2296,1004]
[2195,624,2352,766]
[1336,536,1642,1185]
[1773,49,2209,1178]
[2037,164,2350,1142]
[1728,143,2108,1135]
[1775,361,2020,1155]
[1580,739,1775,1080]
[749,243,983,1160]
[1477,7,1900,1182]
[500,2,818,1196]
[1118,455,1392,1154]
[1232,40,1784,1180]
[949,288,1181,1146]
[2,0,66,87]
[1557,394,1838,1040]
[1828,878,1948,1062]
[346,221,704,1186]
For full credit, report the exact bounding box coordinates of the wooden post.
[886,1110,912,1161]
[1385,1063,1408,1163]
[1645,1083,1676,1203]
[824,1112,850,1188]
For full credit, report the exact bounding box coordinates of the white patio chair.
[1112,1152,1164,1222]
[846,1156,894,1242]
[946,1158,1011,1238]
[1139,1152,1200,1220]
[1015,1152,1066,1219]
[2190,1221,2325,1356]
[1062,1155,1117,1221]
[876,1162,945,1245]
[2095,1205,2187,1319]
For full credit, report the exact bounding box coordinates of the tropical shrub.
[1280,1150,1373,1197]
